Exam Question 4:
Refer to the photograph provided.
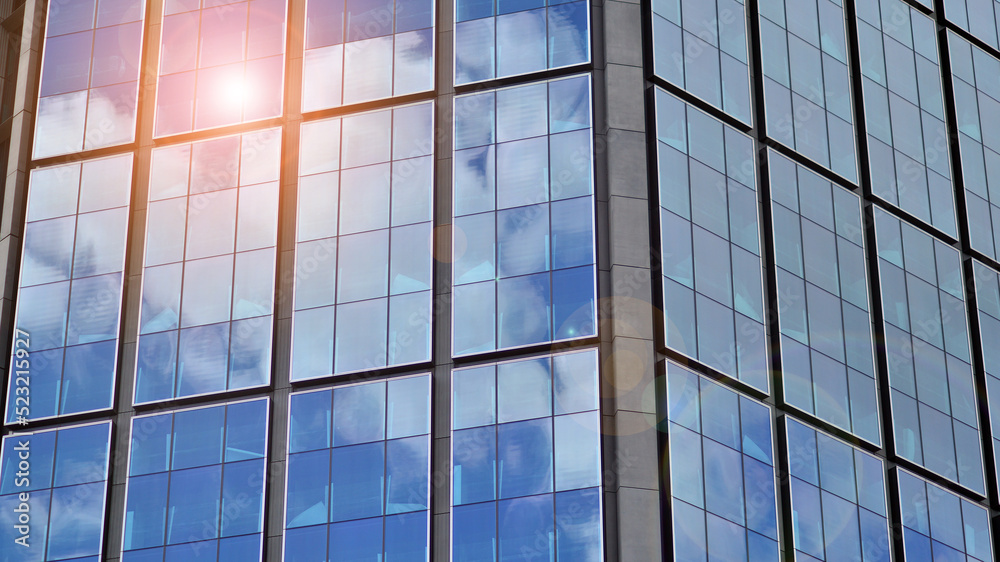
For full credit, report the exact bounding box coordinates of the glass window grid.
[758,0,859,182]
[949,33,1000,261]
[769,150,880,445]
[302,0,435,111]
[291,101,434,380]
[943,0,1000,50]
[897,469,994,562]
[154,0,287,137]
[0,421,112,561]
[651,0,753,124]
[856,0,958,237]
[283,374,432,561]
[664,360,780,561]
[453,0,590,86]
[972,260,1000,487]
[450,348,603,561]
[6,154,133,424]
[33,0,145,159]
[135,128,281,404]
[451,74,597,356]
[784,417,890,562]
[873,207,985,494]
[655,87,768,391]
[122,397,269,561]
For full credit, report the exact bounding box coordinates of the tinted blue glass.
[452,349,601,559]
[7,156,131,422]
[124,400,268,560]
[453,75,595,355]
[898,470,993,562]
[0,423,110,561]
[285,376,430,560]
[875,209,983,492]
[666,362,778,560]
[287,450,331,528]
[785,419,889,561]
[139,132,280,403]
[285,525,328,562]
[656,89,766,390]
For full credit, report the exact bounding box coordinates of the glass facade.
[7,154,132,423]
[452,74,596,355]
[655,88,767,391]
[0,422,111,561]
[452,349,602,560]
[664,361,779,561]
[7,0,1000,559]
[857,0,957,237]
[285,375,431,560]
[33,0,145,159]
[874,208,983,493]
[770,150,879,443]
[292,102,433,379]
[122,398,268,561]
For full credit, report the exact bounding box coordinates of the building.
[0,0,999,559]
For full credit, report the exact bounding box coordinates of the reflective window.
[874,208,984,493]
[452,74,596,356]
[285,375,430,561]
[856,0,956,236]
[770,151,879,444]
[943,0,1000,50]
[154,0,286,136]
[303,0,434,110]
[949,33,1000,261]
[973,260,1000,487]
[34,0,145,158]
[651,0,752,123]
[6,154,132,424]
[292,102,433,380]
[655,88,767,391]
[451,349,602,561]
[454,0,589,85]
[664,361,779,561]
[785,418,890,561]
[0,422,111,561]
[898,469,993,562]
[136,129,280,403]
[123,398,268,560]
[758,0,857,181]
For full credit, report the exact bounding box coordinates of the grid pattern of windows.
[651,0,752,124]
[6,154,132,424]
[454,0,589,85]
[655,88,767,390]
[154,0,286,136]
[973,260,1000,484]
[33,0,145,159]
[785,418,890,562]
[758,0,857,182]
[664,361,779,561]
[898,469,993,561]
[302,0,433,111]
[452,74,596,355]
[0,422,111,561]
[122,398,268,561]
[950,33,1000,261]
[857,0,957,237]
[770,150,879,444]
[284,375,431,560]
[943,0,1000,49]
[874,208,983,493]
[136,129,280,404]
[291,102,433,379]
[451,349,602,560]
